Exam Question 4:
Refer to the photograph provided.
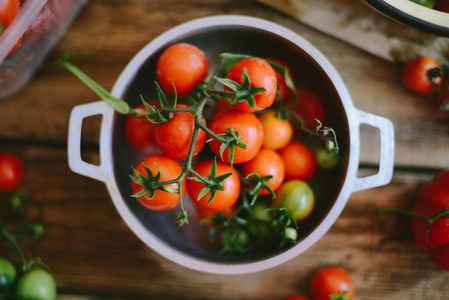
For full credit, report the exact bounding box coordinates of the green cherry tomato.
[409,0,435,8]
[0,257,16,293]
[16,268,57,300]
[315,147,339,169]
[274,180,315,221]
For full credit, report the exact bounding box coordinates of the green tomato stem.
[57,54,136,116]
[0,218,28,272]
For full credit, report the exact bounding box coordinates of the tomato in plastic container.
[0,0,88,99]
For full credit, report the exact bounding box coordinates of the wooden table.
[1,0,449,299]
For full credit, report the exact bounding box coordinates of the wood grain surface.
[1,0,449,299]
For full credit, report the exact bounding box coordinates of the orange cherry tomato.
[310,266,355,300]
[402,56,441,95]
[131,154,186,211]
[187,160,241,212]
[208,110,263,164]
[242,148,285,195]
[279,141,316,181]
[225,57,277,113]
[156,43,209,98]
[258,110,293,150]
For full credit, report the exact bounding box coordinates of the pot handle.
[352,109,395,192]
[67,101,113,182]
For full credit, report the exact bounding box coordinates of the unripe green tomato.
[248,221,274,239]
[285,227,298,241]
[409,0,435,8]
[274,180,315,221]
[315,147,339,169]
[15,268,57,300]
[251,201,272,222]
[0,257,16,293]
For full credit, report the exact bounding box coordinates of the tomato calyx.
[188,158,233,205]
[211,69,266,109]
[329,291,352,300]
[130,163,178,199]
[241,173,276,205]
[206,127,247,167]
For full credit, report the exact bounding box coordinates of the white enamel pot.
[67,15,395,274]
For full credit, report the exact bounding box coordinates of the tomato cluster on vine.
[58,43,339,254]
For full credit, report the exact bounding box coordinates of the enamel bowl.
[365,0,449,37]
[67,15,395,274]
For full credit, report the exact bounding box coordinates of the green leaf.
[197,186,211,201]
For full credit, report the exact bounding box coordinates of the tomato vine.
[58,51,339,228]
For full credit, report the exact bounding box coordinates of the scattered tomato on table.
[379,170,449,271]
[401,56,441,95]
[0,153,25,194]
[401,56,449,112]
[310,266,355,300]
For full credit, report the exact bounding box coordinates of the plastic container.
[0,0,88,99]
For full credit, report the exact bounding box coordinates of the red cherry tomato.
[187,160,241,212]
[131,154,186,211]
[268,58,294,103]
[225,57,277,113]
[154,104,207,160]
[310,266,355,300]
[279,141,316,181]
[434,0,449,12]
[156,43,209,98]
[242,148,285,195]
[258,110,293,150]
[282,295,311,300]
[0,0,20,31]
[402,56,441,95]
[295,89,325,132]
[125,103,159,152]
[0,153,25,193]
[208,110,263,164]
[409,170,449,270]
